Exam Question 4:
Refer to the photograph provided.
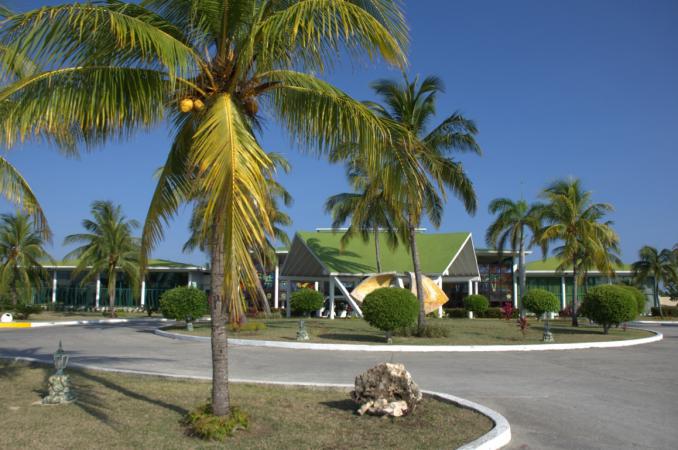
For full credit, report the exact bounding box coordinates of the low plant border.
[0,317,170,329]
[0,355,511,450]
[154,325,662,352]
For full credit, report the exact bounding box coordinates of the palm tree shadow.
[306,238,373,274]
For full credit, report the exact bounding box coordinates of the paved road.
[1,321,677,449]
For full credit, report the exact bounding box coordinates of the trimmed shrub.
[14,302,42,320]
[580,285,637,333]
[617,285,647,315]
[159,287,209,322]
[362,287,418,339]
[290,289,324,316]
[445,308,467,318]
[482,307,502,319]
[522,289,560,318]
[463,295,489,314]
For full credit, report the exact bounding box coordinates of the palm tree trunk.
[255,277,272,315]
[655,278,662,316]
[571,259,579,327]
[408,220,426,328]
[108,269,117,318]
[374,225,382,273]
[209,228,230,417]
[518,232,526,318]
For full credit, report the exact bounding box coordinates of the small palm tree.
[538,178,619,326]
[632,246,677,314]
[360,74,481,327]
[0,213,50,307]
[64,201,140,318]
[325,159,398,273]
[485,198,544,316]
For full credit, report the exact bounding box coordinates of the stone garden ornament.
[42,341,76,405]
[351,362,422,417]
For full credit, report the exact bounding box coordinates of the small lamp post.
[543,313,554,343]
[296,320,310,341]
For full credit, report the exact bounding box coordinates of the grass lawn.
[0,361,491,450]
[172,318,653,345]
[13,310,157,322]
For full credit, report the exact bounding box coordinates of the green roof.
[296,231,470,274]
[525,258,632,272]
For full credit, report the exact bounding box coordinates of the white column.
[329,277,336,319]
[273,264,280,309]
[560,276,567,309]
[395,277,404,288]
[467,279,472,296]
[434,276,444,318]
[95,275,101,309]
[285,280,292,318]
[188,272,197,288]
[512,258,518,307]
[51,271,57,304]
[140,280,146,307]
[314,281,319,291]
[474,281,479,295]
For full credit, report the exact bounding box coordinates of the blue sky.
[3,0,677,265]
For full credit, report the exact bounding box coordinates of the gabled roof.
[524,257,632,273]
[281,231,479,277]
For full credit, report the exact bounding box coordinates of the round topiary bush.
[159,287,208,324]
[522,289,560,318]
[290,288,324,316]
[463,295,489,315]
[362,287,418,341]
[580,285,637,333]
[617,285,647,316]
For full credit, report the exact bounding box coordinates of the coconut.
[179,98,194,113]
[193,99,205,111]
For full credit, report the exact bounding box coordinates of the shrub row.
[651,306,678,317]
[445,307,519,319]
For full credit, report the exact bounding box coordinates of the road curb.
[0,318,171,329]
[632,320,678,325]
[0,355,510,450]
[154,326,663,352]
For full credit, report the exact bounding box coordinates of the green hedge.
[580,285,637,333]
[362,287,418,336]
[159,287,208,321]
[616,285,647,315]
[445,307,519,319]
[290,289,324,316]
[522,289,560,317]
[463,295,489,314]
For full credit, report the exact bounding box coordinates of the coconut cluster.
[179,98,205,113]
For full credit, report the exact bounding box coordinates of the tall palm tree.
[579,231,622,293]
[64,201,140,318]
[632,246,677,314]
[350,74,481,327]
[325,159,398,273]
[485,198,544,316]
[538,178,619,326]
[0,213,50,307]
[0,1,407,417]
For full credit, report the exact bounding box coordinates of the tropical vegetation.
[334,74,481,328]
[0,0,408,419]
[537,178,619,326]
[580,285,637,334]
[289,288,324,316]
[485,198,544,316]
[0,213,50,307]
[362,287,418,341]
[63,201,140,317]
[159,286,208,325]
[631,245,677,314]
[522,288,559,318]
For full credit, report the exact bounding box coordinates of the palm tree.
[632,246,677,315]
[579,231,622,293]
[351,74,481,327]
[183,153,293,320]
[0,213,50,307]
[325,159,399,273]
[537,178,619,326]
[0,5,50,239]
[64,201,140,318]
[485,198,544,317]
[0,0,406,418]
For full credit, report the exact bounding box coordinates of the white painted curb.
[154,327,663,352]
[0,355,510,450]
[20,318,171,328]
[632,320,678,325]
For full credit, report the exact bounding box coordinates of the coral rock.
[351,363,422,417]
